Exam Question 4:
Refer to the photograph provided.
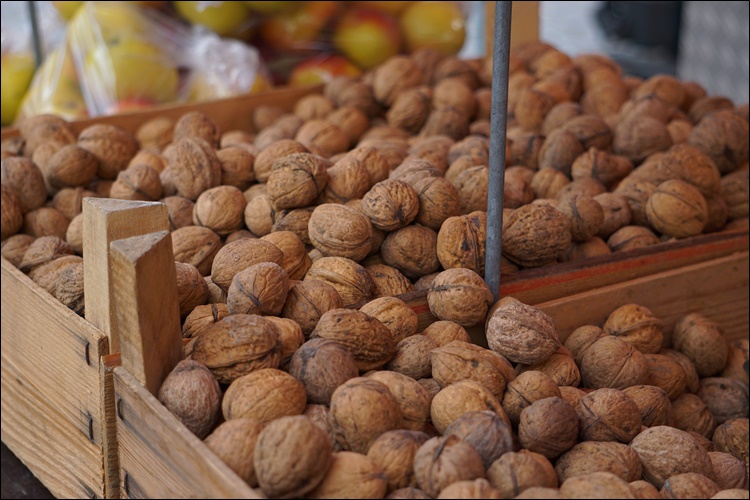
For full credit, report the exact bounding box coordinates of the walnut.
[357,139,409,170]
[307,451,388,499]
[365,264,413,298]
[433,56,479,89]
[158,360,220,439]
[311,308,394,371]
[591,192,632,238]
[486,451,558,498]
[698,378,749,424]
[431,379,506,434]
[253,140,308,182]
[182,303,229,339]
[226,262,289,316]
[77,124,139,180]
[431,341,514,399]
[620,384,672,428]
[22,207,70,240]
[366,370,431,432]
[18,236,73,273]
[501,204,572,267]
[602,303,664,354]
[556,441,643,483]
[328,377,403,453]
[501,370,561,425]
[360,297,418,345]
[562,115,613,151]
[420,106,470,141]
[295,120,349,158]
[204,419,263,487]
[258,231,309,280]
[319,158,371,205]
[421,321,469,347]
[174,262,208,318]
[20,115,75,157]
[486,297,561,365]
[282,279,342,336]
[704,195,730,233]
[265,316,304,369]
[210,238,283,292]
[426,268,493,328]
[647,179,709,238]
[542,102,584,135]
[516,348,581,387]
[670,393,717,438]
[1,234,35,267]
[1,157,48,212]
[413,435,485,498]
[109,164,163,202]
[436,211,487,275]
[723,340,749,385]
[359,179,418,232]
[512,487,562,499]
[308,204,373,261]
[442,411,513,471]
[134,116,173,151]
[434,78,476,119]
[291,94,332,122]
[265,153,327,210]
[253,415,332,498]
[577,388,642,443]
[721,169,749,221]
[436,479,501,499]
[537,130,583,176]
[660,473,720,499]
[654,144,721,198]
[688,111,749,175]
[387,87,433,133]
[326,106,370,146]
[173,111,220,148]
[628,480,662,499]
[373,55,423,106]
[304,256,373,306]
[49,187,95,221]
[581,81,628,117]
[555,194,604,242]
[385,335,438,380]
[560,472,636,499]
[644,353,688,400]
[412,47,444,84]
[303,404,337,451]
[668,119,694,145]
[451,166,488,214]
[515,89,558,133]
[343,146,391,186]
[381,224,440,279]
[271,206,314,244]
[165,138,222,201]
[688,96,733,123]
[288,338,358,406]
[607,225,660,252]
[222,368,306,423]
[238,195,273,237]
[580,335,649,389]
[671,313,729,378]
[518,397,578,459]
[0,187,23,240]
[366,430,429,492]
[215,146,255,190]
[564,325,606,365]
[713,418,749,473]
[171,226,222,276]
[529,169,570,201]
[191,314,280,384]
[709,452,749,490]
[219,130,254,149]
[570,149,632,190]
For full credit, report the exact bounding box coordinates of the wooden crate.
[0,84,322,499]
[112,238,747,498]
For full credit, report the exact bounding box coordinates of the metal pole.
[27,1,44,69]
[485,1,512,301]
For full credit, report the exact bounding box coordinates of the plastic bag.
[185,28,273,103]
[66,1,191,116]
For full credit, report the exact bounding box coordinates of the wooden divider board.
[1,258,113,498]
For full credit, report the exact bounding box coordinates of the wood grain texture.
[1,257,113,498]
[114,367,260,499]
[536,251,749,343]
[1,84,322,141]
[83,198,168,354]
[110,231,183,397]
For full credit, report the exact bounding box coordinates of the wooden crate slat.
[1,360,104,498]
[114,368,260,499]
[535,251,749,343]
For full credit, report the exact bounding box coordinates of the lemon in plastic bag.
[1,53,35,125]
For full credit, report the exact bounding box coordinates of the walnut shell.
[576,388,642,443]
[516,348,581,387]
[295,120,348,158]
[327,106,370,146]
[560,472,636,499]
[420,106,470,141]
[210,238,284,292]
[191,314,281,384]
[360,297,418,345]
[171,226,222,277]
[434,78,476,119]
[713,418,749,473]
[329,377,403,453]
[486,450,558,498]
[698,378,749,425]
[556,441,643,483]
[656,144,721,198]
[175,262,208,318]
[662,349,701,394]
[22,207,70,240]
[518,397,578,459]
[308,204,373,262]
[18,235,73,272]
[190,185,246,235]
[204,418,263,487]
[342,146,391,186]
[688,111,749,175]
[413,435,485,498]
[362,179,419,232]
[387,87,433,133]
[318,156,371,205]
[431,341,514,400]
[604,303,664,354]
[282,279,342,336]
[564,325,607,365]
[259,231,309,280]
[562,115,613,151]
[410,176,461,231]
[673,313,729,377]
[647,179,709,238]
[710,452,749,490]
[661,473,720,499]
[1,157,47,214]
[431,379,506,434]
[622,385,672,427]
[721,169,749,221]
[77,124,139,180]
[502,370,561,425]
[216,146,255,190]
[222,368,306,423]
[173,111,220,148]
[166,138,222,201]
[502,204,572,267]
[50,187,96,221]
[43,144,99,190]
[253,415,332,498]
[427,268,493,328]
[671,393,717,438]
[629,480,662,499]
[311,308,395,371]
[272,206,314,245]
[265,153,328,210]
[556,194,605,242]
[516,88,558,133]
[384,335,437,381]
[304,256,373,306]
[253,140,308,182]
[422,320,471,347]
[593,192,633,238]
[307,451,388,499]
[436,479,501,499]
[443,411,514,471]
[381,224,440,279]
[161,196,194,232]
[226,262,289,316]
[288,338,358,406]
[538,129,584,175]
[486,297,561,365]
[607,225,660,252]
[366,430,430,492]
[158,360,220,439]
[613,116,674,164]
[20,115,76,157]
[722,340,749,386]
[374,56,423,107]
[365,264,413,298]
[182,303,229,339]
[644,353,688,400]
[580,335,650,390]
[1,234,35,267]
[571,148,633,189]
[543,102,584,135]
[436,211,487,275]
[366,370,431,432]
